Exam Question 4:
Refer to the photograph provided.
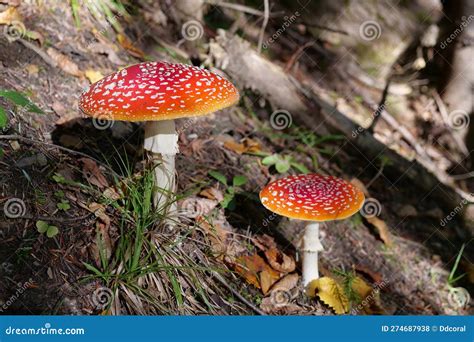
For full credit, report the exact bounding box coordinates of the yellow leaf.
[117,34,145,59]
[0,7,22,25]
[351,276,385,314]
[221,136,262,155]
[351,276,373,299]
[85,69,104,83]
[308,277,349,314]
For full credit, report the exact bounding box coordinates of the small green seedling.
[0,90,44,157]
[208,170,247,210]
[57,199,71,211]
[261,153,309,174]
[36,220,59,238]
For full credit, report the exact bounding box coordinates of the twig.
[204,0,279,17]
[368,79,391,132]
[257,0,269,53]
[365,161,385,189]
[432,90,469,156]
[212,272,266,315]
[285,41,315,71]
[0,134,119,177]
[18,39,57,69]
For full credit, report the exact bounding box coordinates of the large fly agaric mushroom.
[259,174,365,289]
[79,61,239,213]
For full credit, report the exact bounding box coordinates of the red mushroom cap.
[79,61,239,122]
[259,174,365,221]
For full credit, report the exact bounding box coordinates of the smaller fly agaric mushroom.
[259,174,364,288]
[79,61,239,215]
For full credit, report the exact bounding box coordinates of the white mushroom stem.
[302,222,324,287]
[144,120,178,216]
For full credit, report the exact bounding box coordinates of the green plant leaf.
[54,190,65,198]
[261,154,279,166]
[232,175,247,187]
[36,220,49,233]
[209,170,227,185]
[0,107,7,128]
[46,225,59,238]
[275,160,290,173]
[57,200,70,211]
[0,90,43,114]
[221,192,234,209]
[291,161,310,174]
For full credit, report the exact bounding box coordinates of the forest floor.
[0,1,472,315]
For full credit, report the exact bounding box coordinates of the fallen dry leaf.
[351,276,385,314]
[252,235,295,273]
[0,0,21,6]
[254,234,277,250]
[180,196,218,219]
[46,47,83,77]
[219,136,262,155]
[365,216,392,246]
[199,187,224,202]
[79,158,108,189]
[88,202,110,227]
[350,178,369,195]
[0,6,22,24]
[198,218,229,257]
[354,264,383,284]
[85,69,104,83]
[103,186,121,201]
[269,272,299,294]
[232,254,280,294]
[87,42,125,65]
[117,34,145,59]
[265,248,296,273]
[308,277,349,314]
